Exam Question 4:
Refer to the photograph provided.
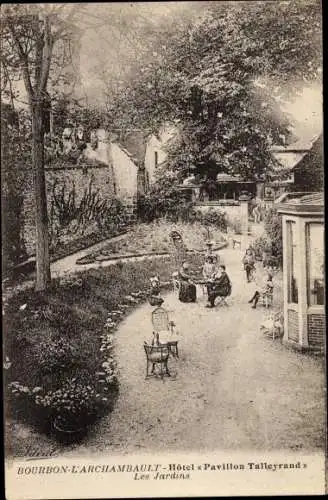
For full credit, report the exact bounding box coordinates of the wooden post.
[239,194,250,252]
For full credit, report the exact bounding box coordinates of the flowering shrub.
[35,378,100,428]
[191,209,227,232]
[36,338,79,373]
[8,381,34,396]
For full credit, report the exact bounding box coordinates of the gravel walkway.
[5,226,324,458]
[60,247,325,457]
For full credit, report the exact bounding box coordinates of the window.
[154,151,158,168]
[307,223,324,306]
[286,221,298,303]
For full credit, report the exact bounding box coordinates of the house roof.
[291,192,324,206]
[271,133,322,153]
[118,131,147,166]
[271,132,322,172]
[272,151,307,170]
[115,143,140,168]
[276,191,324,215]
[216,173,241,182]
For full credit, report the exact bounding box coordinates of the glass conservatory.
[277,192,325,351]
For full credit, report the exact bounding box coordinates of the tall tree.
[1,4,111,290]
[109,0,322,182]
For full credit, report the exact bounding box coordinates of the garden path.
[61,245,324,456]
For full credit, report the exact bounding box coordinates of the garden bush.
[48,176,130,255]
[191,209,227,233]
[138,191,194,223]
[2,107,30,276]
[264,207,283,263]
[250,235,273,261]
[251,208,283,265]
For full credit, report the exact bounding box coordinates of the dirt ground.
[59,246,325,457]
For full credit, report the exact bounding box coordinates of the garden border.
[76,241,229,265]
[12,230,131,276]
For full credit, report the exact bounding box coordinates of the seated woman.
[248,273,273,309]
[178,262,197,303]
[202,255,219,282]
[206,265,232,308]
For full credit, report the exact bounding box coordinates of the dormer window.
[154,151,158,168]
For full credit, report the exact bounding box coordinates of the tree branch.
[8,23,35,101]
[34,16,44,92]
[39,16,54,93]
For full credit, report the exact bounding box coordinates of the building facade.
[277,192,325,352]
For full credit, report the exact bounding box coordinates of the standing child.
[242,248,256,282]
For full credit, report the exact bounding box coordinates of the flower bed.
[76,221,227,265]
[50,227,129,261]
[4,253,203,452]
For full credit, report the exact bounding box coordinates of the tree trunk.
[31,99,51,291]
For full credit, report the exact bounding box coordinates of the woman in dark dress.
[206,265,232,308]
[178,262,197,303]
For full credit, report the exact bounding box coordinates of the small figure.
[62,125,74,154]
[90,130,98,150]
[248,273,274,309]
[202,255,219,282]
[242,248,256,283]
[75,125,87,152]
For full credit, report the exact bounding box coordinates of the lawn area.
[4,252,203,456]
[76,220,227,264]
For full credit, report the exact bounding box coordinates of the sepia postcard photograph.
[2,1,326,498]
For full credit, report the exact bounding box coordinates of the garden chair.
[144,342,170,379]
[260,290,273,309]
[151,306,179,358]
[214,283,232,307]
[260,311,283,340]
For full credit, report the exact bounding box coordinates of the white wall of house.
[144,125,177,185]
[110,143,138,200]
[83,130,138,201]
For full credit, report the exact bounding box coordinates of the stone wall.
[22,162,115,257]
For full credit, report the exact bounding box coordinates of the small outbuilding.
[276,192,325,351]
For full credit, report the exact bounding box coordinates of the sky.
[282,85,323,140]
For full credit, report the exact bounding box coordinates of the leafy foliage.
[1,105,31,273]
[252,207,283,265]
[48,176,129,252]
[264,207,283,263]
[191,209,227,233]
[109,1,321,180]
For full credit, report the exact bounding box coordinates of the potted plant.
[35,378,101,443]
